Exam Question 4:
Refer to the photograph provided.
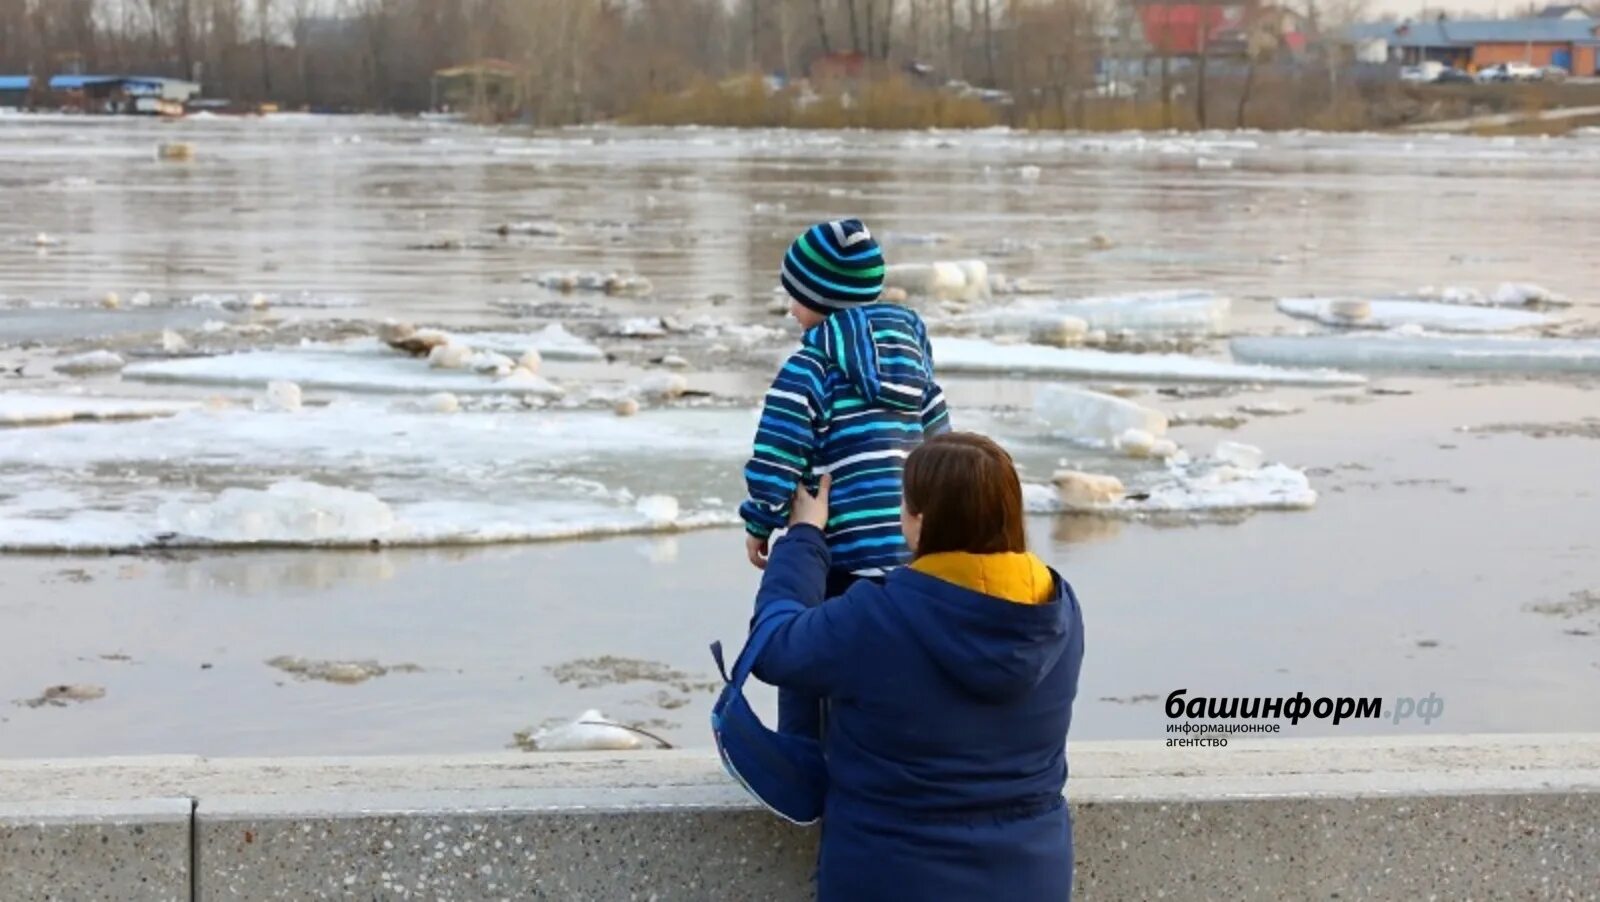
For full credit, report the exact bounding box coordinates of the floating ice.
[529,270,653,297]
[885,260,991,302]
[525,709,645,752]
[1051,471,1126,507]
[125,340,567,397]
[0,405,752,550]
[1230,334,1600,374]
[935,337,1366,386]
[1409,283,1570,308]
[55,350,126,376]
[635,372,689,400]
[0,394,196,427]
[1034,386,1168,446]
[259,381,303,413]
[446,325,605,362]
[1276,297,1554,333]
[158,481,398,545]
[635,495,680,524]
[1029,460,1315,516]
[611,317,668,339]
[1213,441,1264,471]
[963,290,1229,335]
[160,330,191,353]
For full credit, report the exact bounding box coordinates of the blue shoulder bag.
[710,604,828,825]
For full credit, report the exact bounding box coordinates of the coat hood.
[886,561,1075,703]
[802,304,930,412]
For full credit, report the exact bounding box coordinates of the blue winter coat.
[751,524,1085,901]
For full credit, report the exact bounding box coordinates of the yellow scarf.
[910,551,1055,605]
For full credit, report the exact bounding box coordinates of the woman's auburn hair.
[902,432,1027,557]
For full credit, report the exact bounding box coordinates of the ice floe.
[519,709,660,752]
[1230,334,1600,374]
[961,289,1229,336]
[1027,455,1316,517]
[1408,283,1570,308]
[0,404,753,550]
[527,270,653,296]
[1276,297,1554,333]
[54,350,127,376]
[124,339,566,397]
[1034,386,1168,447]
[0,394,198,427]
[934,337,1366,386]
[885,260,992,302]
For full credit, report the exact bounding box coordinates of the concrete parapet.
[1,734,1597,900]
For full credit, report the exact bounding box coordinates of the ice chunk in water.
[1034,386,1168,445]
[1213,441,1263,471]
[964,290,1229,335]
[1276,298,1553,333]
[157,481,398,544]
[259,381,303,413]
[55,350,126,376]
[1230,334,1600,374]
[1410,283,1570,308]
[1030,460,1315,516]
[885,260,992,302]
[528,710,645,752]
[125,341,567,397]
[0,394,196,427]
[635,495,680,524]
[452,325,605,363]
[1050,471,1127,508]
[635,372,689,400]
[935,338,1365,386]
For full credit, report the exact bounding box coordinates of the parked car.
[1435,67,1473,84]
[1400,61,1444,83]
[1503,62,1542,80]
[1539,65,1569,81]
[1476,64,1509,83]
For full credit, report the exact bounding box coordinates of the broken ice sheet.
[0,393,199,427]
[965,290,1230,335]
[124,339,567,396]
[1276,297,1554,334]
[1231,334,1600,375]
[0,404,752,550]
[1024,459,1316,518]
[934,337,1365,386]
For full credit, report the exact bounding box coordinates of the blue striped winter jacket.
[739,303,950,576]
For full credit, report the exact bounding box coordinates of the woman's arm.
[750,478,866,695]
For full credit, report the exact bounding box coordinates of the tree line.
[2,1,1391,130]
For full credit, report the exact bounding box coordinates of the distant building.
[809,51,868,83]
[48,75,200,114]
[431,60,523,122]
[0,75,32,109]
[1347,18,1600,74]
[1537,5,1593,20]
[1136,3,1308,59]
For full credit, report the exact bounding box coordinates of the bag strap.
[710,599,806,692]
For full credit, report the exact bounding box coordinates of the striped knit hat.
[780,219,885,314]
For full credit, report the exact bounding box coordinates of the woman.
[750,432,1085,900]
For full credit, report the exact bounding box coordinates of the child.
[739,218,950,737]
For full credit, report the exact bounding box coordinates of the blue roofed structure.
[1347,16,1600,72]
[48,74,123,90]
[0,75,33,91]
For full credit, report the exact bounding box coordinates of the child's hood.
[801,304,930,412]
